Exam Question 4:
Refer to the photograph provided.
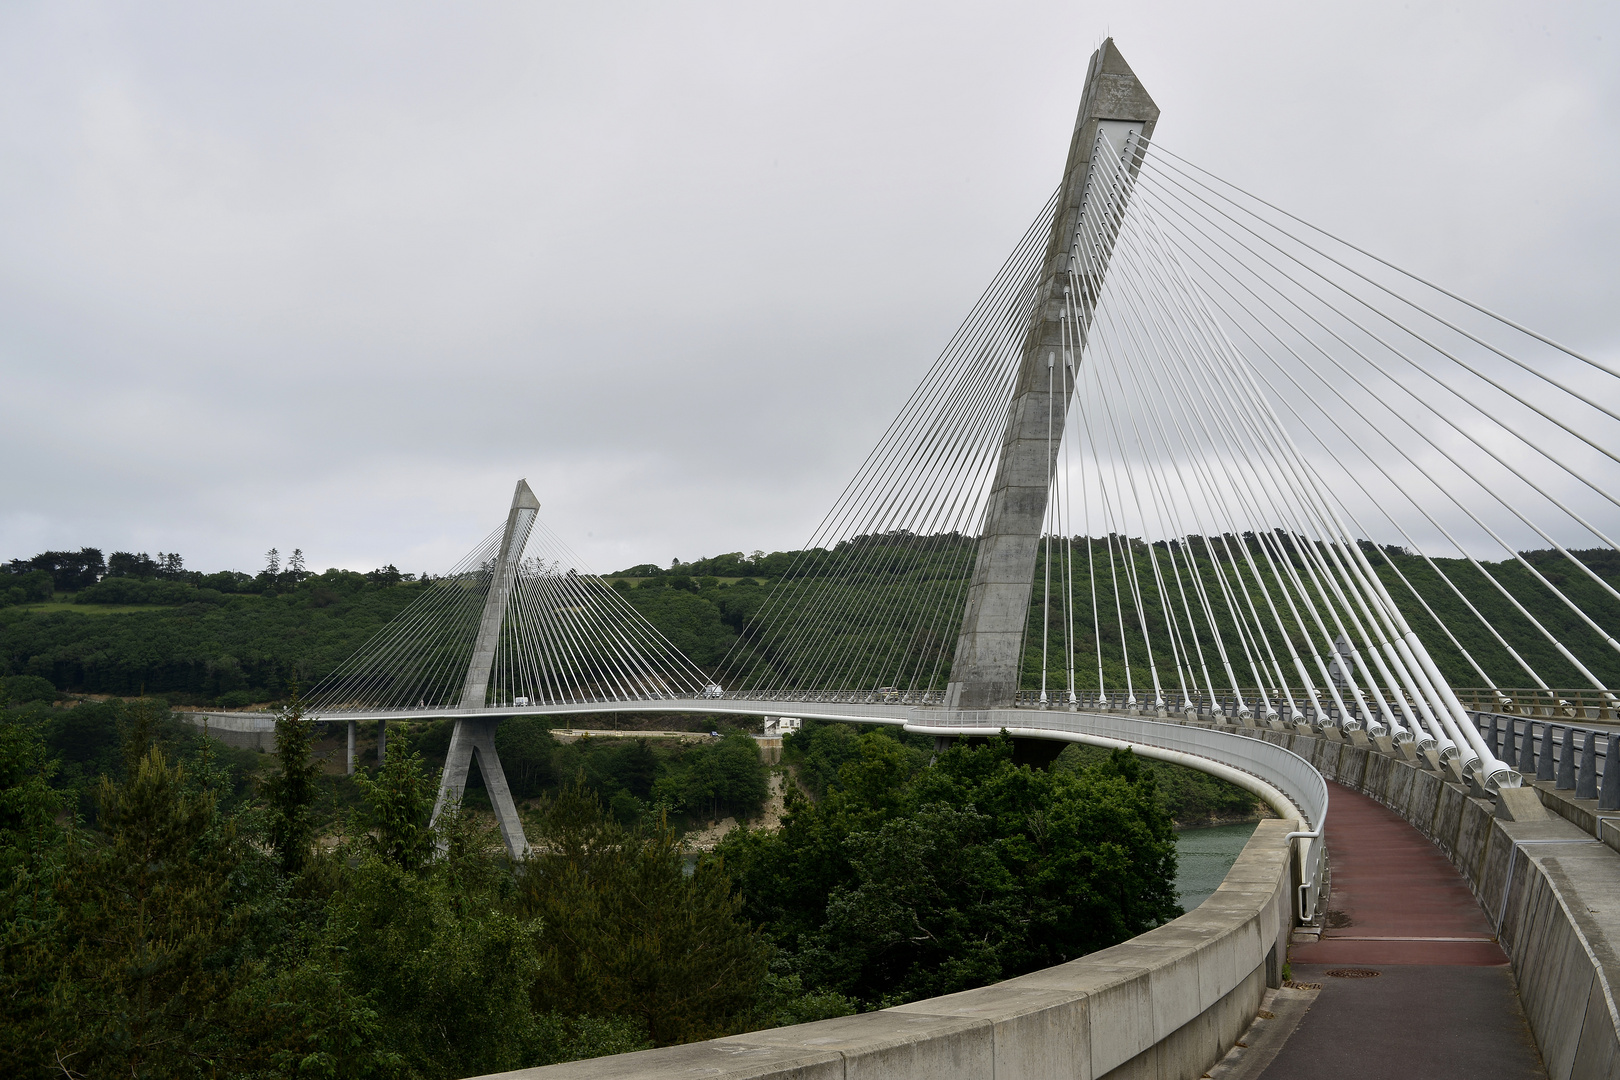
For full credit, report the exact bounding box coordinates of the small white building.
[762,716,801,737]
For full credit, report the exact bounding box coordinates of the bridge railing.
[1470,711,1618,810]
[1009,686,1620,729]
[1009,688,1353,726]
[1453,686,1620,721]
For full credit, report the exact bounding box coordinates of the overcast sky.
[1,0,1614,577]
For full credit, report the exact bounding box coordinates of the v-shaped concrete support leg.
[431,716,529,861]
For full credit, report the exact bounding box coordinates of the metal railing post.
[1601,735,1620,812]
[1538,723,1557,783]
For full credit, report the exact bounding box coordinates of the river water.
[1175,821,1260,911]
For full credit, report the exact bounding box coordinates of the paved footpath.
[1255,781,1547,1079]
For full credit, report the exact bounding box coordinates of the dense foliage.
[2,539,1614,708]
[0,689,1205,1077]
[717,725,1182,1010]
[0,569,426,703]
[0,700,770,1079]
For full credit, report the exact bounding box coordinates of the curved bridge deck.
[1255,780,1547,1080]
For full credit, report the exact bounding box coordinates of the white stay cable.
[1147,146,1620,382]
[1129,177,1507,781]
[1144,195,1561,703]
[1121,176,1455,749]
[1145,180,1618,701]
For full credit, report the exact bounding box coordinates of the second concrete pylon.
[430,478,540,860]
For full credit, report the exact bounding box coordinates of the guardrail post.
[1537,723,1557,782]
[1577,731,1599,800]
[1556,726,1575,790]
[1601,735,1620,812]
[1518,720,1537,773]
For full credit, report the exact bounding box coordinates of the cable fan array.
[723,130,1617,785]
[304,513,712,714]
[719,192,1059,700]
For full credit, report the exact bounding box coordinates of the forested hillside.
[1,537,1615,709]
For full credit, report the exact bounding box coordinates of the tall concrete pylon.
[430,478,540,859]
[945,39,1158,710]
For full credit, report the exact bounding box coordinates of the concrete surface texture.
[1205,984,1319,1080]
[1264,782,1547,1078]
[946,36,1158,711]
[1242,728,1620,1080]
[1263,965,1545,1079]
[431,715,529,858]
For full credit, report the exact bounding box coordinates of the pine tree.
[352,728,436,872]
[47,746,247,1077]
[261,690,320,876]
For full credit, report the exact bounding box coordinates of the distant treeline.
[1,535,1615,708]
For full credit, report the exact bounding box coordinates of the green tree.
[719,732,1179,1009]
[46,746,248,1078]
[651,733,770,822]
[261,691,319,875]
[352,727,436,872]
[323,854,542,1077]
[519,780,769,1046]
[225,961,405,1080]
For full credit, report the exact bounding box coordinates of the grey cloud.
[1,0,1615,573]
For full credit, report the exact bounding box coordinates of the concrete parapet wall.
[180,711,278,752]
[1245,729,1620,1080]
[470,819,1297,1080]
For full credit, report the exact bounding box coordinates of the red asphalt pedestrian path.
[1292,780,1502,966]
[1255,781,1547,1079]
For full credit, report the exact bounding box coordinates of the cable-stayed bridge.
[285,39,1620,1079]
[302,39,1617,917]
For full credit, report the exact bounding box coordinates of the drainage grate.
[1324,968,1382,979]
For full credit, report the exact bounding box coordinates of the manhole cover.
[1325,968,1382,979]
